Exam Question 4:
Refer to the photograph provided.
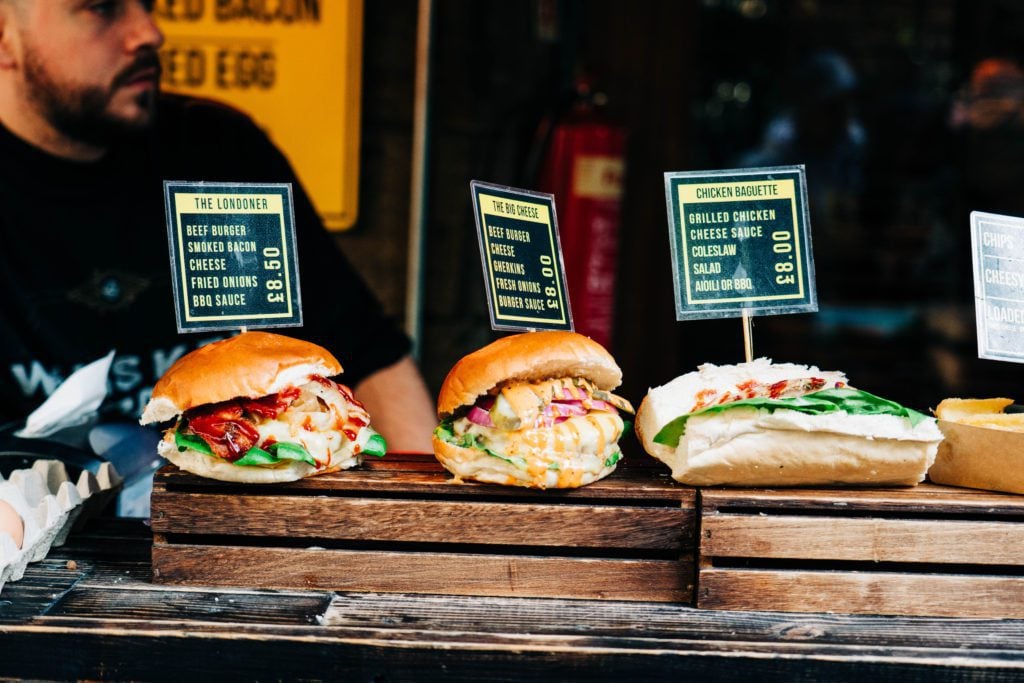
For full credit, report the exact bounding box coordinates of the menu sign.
[664,166,816,320]
[470,181,572,332]
[971,210,1024,362]
[164,182,302,333]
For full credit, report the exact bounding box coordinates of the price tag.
[971,210,1024,362]
[163,181,302,333]
[470,181,573,332]
[664,165,817,320]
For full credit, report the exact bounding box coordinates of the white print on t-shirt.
[9,336,225,419]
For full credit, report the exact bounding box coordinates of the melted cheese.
[496,378,595,425]
[452,410,624,474]
[255,380,373,468]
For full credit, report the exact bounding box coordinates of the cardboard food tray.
[151,453,696,602]
[930,419,1024,495]
[697,483,1024,618]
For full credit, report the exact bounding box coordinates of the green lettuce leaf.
[653,388,930,447]
[175,421,321,468]
[362,432,387,458]
[233,442,318,467]
[233,447,279,466]
[174,427,213,455]
[267,441,317,466]
[434,419,527,470]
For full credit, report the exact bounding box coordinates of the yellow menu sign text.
[155,0,363,230]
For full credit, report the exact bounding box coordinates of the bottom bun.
[157,437,351,484]
[639,409,941,487]
[431,435,617,489]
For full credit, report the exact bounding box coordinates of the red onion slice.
[467,405,495,427]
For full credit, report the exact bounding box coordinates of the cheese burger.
[140,331,386,483]
[432,331,634,488]
[636,358,943,486]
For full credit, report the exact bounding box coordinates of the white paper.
[17,351,114,439]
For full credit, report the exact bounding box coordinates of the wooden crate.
[698,483,1024,618]
[151,453,696,602]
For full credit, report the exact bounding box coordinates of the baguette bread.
[636,359,943,486]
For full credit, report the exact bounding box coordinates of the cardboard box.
[930,420,1024,495]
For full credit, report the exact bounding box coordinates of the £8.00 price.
[539,254,560,309]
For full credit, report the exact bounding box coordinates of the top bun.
[436,331,621,418]
[140,331,341,425]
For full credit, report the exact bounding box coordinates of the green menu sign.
[664,165,817,320]
[470,180,573,332]
[164,181,302,333]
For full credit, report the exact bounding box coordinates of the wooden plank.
[13,521,1024,679]
[151,492,691,549]
[48,586,332,625]
[152,543,694,602]
[698,568,1024,619]
[0,558,89,622]
[701,483,1024,515]
[6,623,1024,682]
[702,514,1024,565]
[322,590,1024,650]
[154,462,693,501]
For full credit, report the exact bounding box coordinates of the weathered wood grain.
[47,586,333,625]
[697,484,1024,619]
[152,542,694,601]
[322,590,1024,650]
[6,519,1024,681]
[154,460,695,501]
[698,568,1024,619]
[702,514,1024,564]
[151,460,697,602]
[4,618,1024,682]
[701,483,1024,515]
[151,492,691,549]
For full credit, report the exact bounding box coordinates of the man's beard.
[22,46,162,148]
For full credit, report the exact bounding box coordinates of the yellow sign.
[155,0,363,231]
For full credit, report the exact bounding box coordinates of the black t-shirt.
[0,94,410,423]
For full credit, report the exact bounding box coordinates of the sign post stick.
[741,309,754,362]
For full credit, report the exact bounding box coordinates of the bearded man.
[0,0,434,451]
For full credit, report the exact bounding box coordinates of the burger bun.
[141,331,341,425]
[157,436,349,484]
[437,330,621,417]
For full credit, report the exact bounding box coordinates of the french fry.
[934,398,1014,422]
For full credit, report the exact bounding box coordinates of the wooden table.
[2,518,1024,681]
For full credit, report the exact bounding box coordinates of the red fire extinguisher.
[537,78,627,348]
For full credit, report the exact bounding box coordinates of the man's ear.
[0,4,19,70]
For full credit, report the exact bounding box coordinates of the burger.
[432,331,634,488]
[635,358,943,486]
[140,331,386,483]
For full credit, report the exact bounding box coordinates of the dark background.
[338,0,1024,411]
